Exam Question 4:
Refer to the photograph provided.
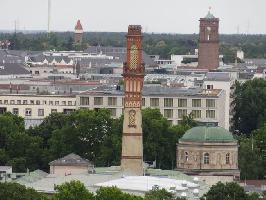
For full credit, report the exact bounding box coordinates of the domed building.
[176,126,240,185]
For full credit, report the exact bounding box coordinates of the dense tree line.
[0,108,193,172]
[1,32,266,62]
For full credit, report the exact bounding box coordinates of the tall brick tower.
[198,9,219,70]
[74,20,83,44]
[121,25,145,176]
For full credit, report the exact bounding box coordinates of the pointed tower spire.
[74,20,83,44]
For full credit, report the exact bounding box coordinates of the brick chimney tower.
[74,20,83,44]
[121,25,145,176]
[198,9,219,70]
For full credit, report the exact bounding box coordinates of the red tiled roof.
[240,180,266,186]
[75,20,83,30]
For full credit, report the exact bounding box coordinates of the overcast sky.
[1,0,265,34]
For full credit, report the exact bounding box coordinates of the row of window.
[80,97,216,108]
[13,108,58,117]
[184,152,230,165]
[164,109,216,119]
[0,99,76,106]
[92,108,215,119]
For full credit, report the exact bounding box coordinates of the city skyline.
[1,0,266,34]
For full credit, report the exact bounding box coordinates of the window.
[30,100,34,105]
[164,98,173,107]
[178,99,187,107]
[191,110,201,118]
[68,101,72,106]
[80,97,89,105]
[0,100,2,104]
[4,100,8,104]
[62,101,66,105]
[23,100,27,105]
[36,100,40,105]
[192,99,201,107]
[25,108,32,116]
[150,98,159,107]
[206,85,213,90]
[226,153,230,164]
[164,109,173,118]
[122,98,124,106]
[49,101,53,105]
[178,109,187,118]
[108,108,116,117]
[204,153,209,164]
[12,108,19,115]
[206,110,215,118]
[43,100,47,105]
[38,109,44,116]
[185,152,189,162]
[51,109,57,113]
[108,97,117,106]
[206,99,215,108]
[142,98,145,107]
[55,101,59,105]
[10,100,15,105]
[17,100,21,104]
[94,97,103,105]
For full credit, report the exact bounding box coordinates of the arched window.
[204,153,209,164]
[226,153,230,164]
[185,152,188,162]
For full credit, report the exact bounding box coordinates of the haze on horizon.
[1,0,265,34]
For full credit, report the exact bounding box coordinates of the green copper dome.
[180,126,236,143]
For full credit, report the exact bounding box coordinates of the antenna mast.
[48,0,51,36]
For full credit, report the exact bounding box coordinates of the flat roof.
[80,85,222,98]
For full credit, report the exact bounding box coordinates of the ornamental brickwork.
[121,25,145,175]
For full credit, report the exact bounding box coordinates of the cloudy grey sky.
[1,0,265,34]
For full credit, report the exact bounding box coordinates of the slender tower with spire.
[121,25,145,176]
[74,20,83,45]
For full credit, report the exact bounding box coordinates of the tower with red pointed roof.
[74,20,83,44]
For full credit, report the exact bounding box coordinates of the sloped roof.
[49,153,92,166]
[0,63,30,75]
[16,170,48,184]
[85,46,156,66]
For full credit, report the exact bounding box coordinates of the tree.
[201,182,249,200]
[144,187,185,200]
[232,79,266,134]
[238,136,265,179]
[0,182,48,200]
[48,109,114,163]
[142,108,175,169]
[95,187,143,200]
[53,180,94,200]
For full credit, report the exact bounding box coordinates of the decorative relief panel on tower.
[128,109,136,127]
[129,44,138,69]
